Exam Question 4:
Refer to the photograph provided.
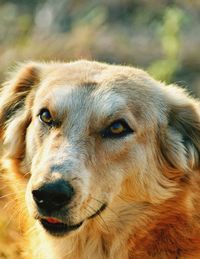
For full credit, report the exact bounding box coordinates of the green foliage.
[148,7,184,83]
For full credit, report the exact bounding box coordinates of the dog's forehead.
[35,79,126,119]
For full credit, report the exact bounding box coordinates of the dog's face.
[1,61,200,237]
[26,80,136,232]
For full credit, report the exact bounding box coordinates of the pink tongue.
[46,218,61,224]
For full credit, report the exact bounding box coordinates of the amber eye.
[39,109,53,125]
[101,119,133,139]
[110,121,125,134]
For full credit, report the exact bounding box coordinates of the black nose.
[32,180,74,212]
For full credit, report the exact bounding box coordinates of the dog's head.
[0,61,200,236]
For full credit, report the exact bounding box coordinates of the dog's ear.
[0,63,39,130]
[159,86,200,175]
[0,63,40,158]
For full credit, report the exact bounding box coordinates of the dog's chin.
[38,203,107,237]
[40,218,84,237]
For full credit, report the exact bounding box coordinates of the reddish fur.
[128,177,200,258]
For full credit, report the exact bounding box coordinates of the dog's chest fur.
[35,227,128,259]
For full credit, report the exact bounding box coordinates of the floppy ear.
[159,85,200,175]
[0,63,40,159]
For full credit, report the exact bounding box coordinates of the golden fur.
[0,60,200,259]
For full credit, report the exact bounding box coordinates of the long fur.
[0,60,200,259]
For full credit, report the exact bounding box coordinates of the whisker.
[90,196,118,217]
[2,197,19,211]
[87,204,110,233]
[17,208,27,234]
[0,190,24,199]
[84,207,106,231]
[23,172,31,178]
[3,206,25,230]
[25,225,37,236]
[0,193,15,199]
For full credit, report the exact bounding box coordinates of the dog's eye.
[101,119,133,139]
[39,109,54,125]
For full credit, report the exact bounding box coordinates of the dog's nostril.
[32,189,45,204]
[32,180,74,212]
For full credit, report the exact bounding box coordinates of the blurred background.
[0,0,199,258]
[0,0,200,95]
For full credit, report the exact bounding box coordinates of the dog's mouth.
[39,203,107,236]
[40,218,83,236]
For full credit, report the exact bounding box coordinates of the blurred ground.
[0,0,199,258]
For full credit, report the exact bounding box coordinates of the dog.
[0,60,200,259]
